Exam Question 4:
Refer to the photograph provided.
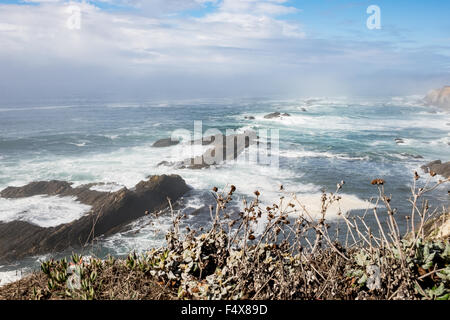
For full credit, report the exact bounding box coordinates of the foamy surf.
[89,183,125,193]
[292,193,374,219]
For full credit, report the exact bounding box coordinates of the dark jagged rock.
[1,181,107,206]
[244,116,255,120]
[400,153,423,159]
[263,112,291,119]
[180,130,258,169]
[157,161,171,167]
[0,180,73,199]
[152,138,180,148]
[264,112,281,119]
[394,138,405,144]
[0,175,190,263]
[421,160,450,178]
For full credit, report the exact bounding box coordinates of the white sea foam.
[0,195,91,227]
[430,136,450,146]
[292,193,374,219]
[103,134,119,140]
[252,110,449,132]
[68,141,88,147]
[249,192,373,236]
[89,183,125,193]
[0,269,27,287]
[102,215,173,255]
[277,149,369,161]
[0,106,73,113]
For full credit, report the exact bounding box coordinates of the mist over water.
[0,96,449,286]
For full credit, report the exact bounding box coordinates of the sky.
[0,0,449,102]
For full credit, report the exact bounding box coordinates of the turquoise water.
[0,96,449,284]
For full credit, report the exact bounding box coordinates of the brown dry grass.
[0,260,176,300]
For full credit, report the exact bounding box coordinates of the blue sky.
[0,0,449,100]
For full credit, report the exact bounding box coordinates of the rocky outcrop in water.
[264,112,291,119]
[157,130,258,169]
[0,175,190,263]
[152,138,180,148]
[424,86,450,111]
[421,160,450,178]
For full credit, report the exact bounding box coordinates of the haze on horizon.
[0,0,449,103]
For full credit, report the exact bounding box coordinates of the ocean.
[0,96,449,286]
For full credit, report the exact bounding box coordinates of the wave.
[250,192,373,236]
[0,195,91,227]
[89,183,125,193]
[292,193,374,219]
[68,141,88,147]
[277,149,369,161]
[101,214,173,256]
[0,106,74,113]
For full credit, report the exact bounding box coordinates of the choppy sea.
[0,96,449,285]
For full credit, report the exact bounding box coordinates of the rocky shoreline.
[0,175,190,263]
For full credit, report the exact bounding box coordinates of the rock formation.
[424,86,450,111]
[157,130,258,169]
[152,138,180,148]
[264,112,291,119]
[421,160,450,179]
[0,175,190,262]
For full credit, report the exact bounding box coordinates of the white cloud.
[0,1,448,100]
[0,1,304,71]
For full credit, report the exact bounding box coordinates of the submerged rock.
[263,112,291,119]
[0,175,190,263]
[421,160,450,178]
[152,138,180,148]
[394,138,405,144]
[400,153,423,159]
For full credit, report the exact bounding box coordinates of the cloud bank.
[0,0,448,102]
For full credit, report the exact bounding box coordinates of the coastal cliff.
[424,86,450,111]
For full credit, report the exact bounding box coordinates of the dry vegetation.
[0,173,449,300]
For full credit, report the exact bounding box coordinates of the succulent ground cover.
[0,174,448,300]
